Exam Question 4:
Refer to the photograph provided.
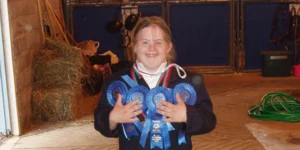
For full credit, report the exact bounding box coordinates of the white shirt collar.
[135,61,168,89]
[135,61,167,77]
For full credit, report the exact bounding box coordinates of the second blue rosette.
[125,85,149,134]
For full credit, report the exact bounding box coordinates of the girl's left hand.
[156,93,187,123]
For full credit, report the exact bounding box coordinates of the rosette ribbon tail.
[133,120,143,132]
[122,123,138,140]
[150,114,164,150]
[122,75,138,88]
[162,121,171,150]
[162,116,175,131]
[178,129,186,145]
[139,114,152,147]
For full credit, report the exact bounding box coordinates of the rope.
[248,92,300,122]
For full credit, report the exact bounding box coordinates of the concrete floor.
[1,73,300,150]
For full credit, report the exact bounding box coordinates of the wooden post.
[37,0,45,44]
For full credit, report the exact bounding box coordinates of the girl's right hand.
[109,94,143,124]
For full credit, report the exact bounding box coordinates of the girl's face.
[134,25,172,72]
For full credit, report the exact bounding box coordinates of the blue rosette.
[125,85,149,134]
[147,87,175,132]
[146,87,172,113]
[172,83,196,106]
[172,83,197,145]
[126,85,149,113]
[107,80,137,140]
[106,81,128,106]
[139,86,172,150]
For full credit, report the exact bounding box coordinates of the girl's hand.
[109,94,143,124]
[156,93,187,123]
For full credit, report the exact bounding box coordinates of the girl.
[94,16,216,150]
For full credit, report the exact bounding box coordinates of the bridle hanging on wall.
[269,3,293,50]
[118,4,140,48]
[119,25,131,48]
[105,4,139,48]
[125,12,139,31]
[294,7,300,64]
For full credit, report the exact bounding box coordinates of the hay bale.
[32,38,99,121]
[33,38,95,93]
[33,57,81,90]
[44,38,82,61]
[32,89,78,121]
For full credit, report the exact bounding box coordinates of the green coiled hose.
[248,92,300,122]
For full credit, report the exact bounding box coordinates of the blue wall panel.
[170,3,230,66]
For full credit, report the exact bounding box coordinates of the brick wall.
[8,0,63,134]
